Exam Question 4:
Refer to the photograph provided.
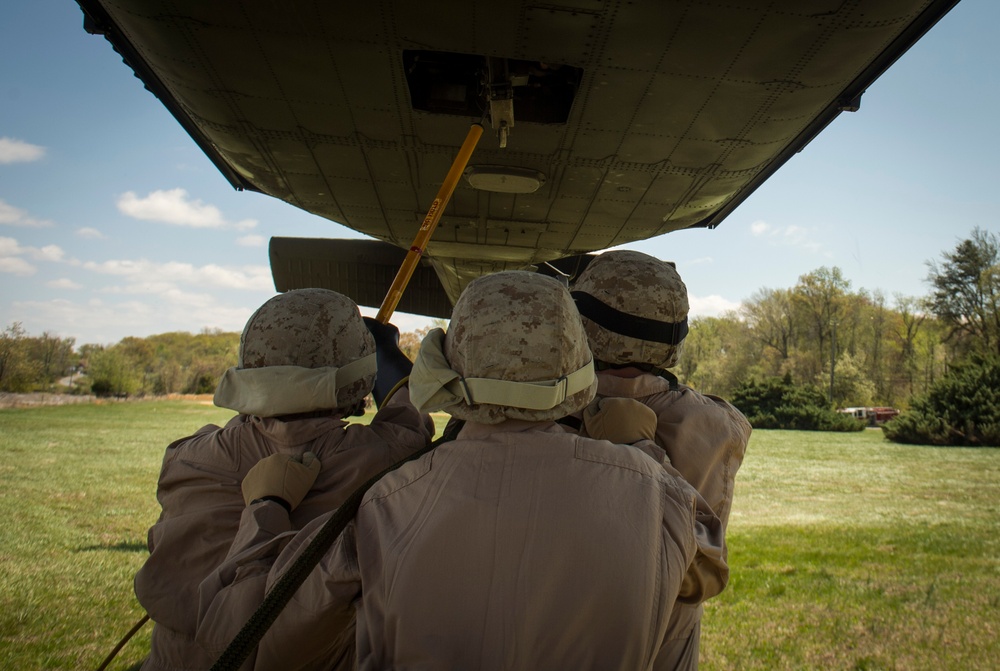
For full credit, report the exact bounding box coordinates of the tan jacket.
[582,371,751,670]
[135,389,432,671]
[589,371,751,531]
[197,420,728,671]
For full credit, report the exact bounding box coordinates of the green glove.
[242,452,321,511]
[583,397,657,445]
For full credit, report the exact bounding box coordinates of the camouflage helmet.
[239,288,375,408]
[571,250,689,369]
[443,271,597,423]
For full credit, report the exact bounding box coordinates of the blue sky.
[1,1,997,346]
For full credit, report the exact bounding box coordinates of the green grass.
[702,429,1000,670]
[0,400,235,670]
[1,404,997,670]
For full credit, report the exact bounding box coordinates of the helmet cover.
[239,288,375,408]
[571,250,689,368]
[443,271,597,423]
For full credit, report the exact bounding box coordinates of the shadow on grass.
[78,541,148,553]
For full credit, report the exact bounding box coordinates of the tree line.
[2,229,997,418]
[0,325,239,397]
[676,267,946,409]
[677,228,999,408]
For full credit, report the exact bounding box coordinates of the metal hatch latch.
[489,83,515,148]
[486,57,516,148]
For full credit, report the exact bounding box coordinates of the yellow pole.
[375,123,484,324]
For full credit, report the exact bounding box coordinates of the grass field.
[1,400,997,670]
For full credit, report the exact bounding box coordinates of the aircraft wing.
[269,238,454,319]
[270,237,596,319]
[76,0,960,313]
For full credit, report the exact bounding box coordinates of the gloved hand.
[242,452,321,511]
[583,397,657,445]
[363,317,414,408]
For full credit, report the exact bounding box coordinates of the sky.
[1,1,998,346]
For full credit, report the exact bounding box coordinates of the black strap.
[250,495,291,512]
[556,415,583,431]
[656,368,681,391]
[572,291,687,344]
[210,420,465,671]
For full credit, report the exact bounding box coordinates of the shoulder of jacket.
[572,435,665,477]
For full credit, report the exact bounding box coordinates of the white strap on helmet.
[213,354,376,416]
[410,328,595,414]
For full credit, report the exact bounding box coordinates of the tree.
[24,331,76,388]
[882,354,1000,446]
[87,345,142,397]
[926,227,1000,357]
[822,351,875,408]
[859,290,889,400]
[791,267,851,391]
[677,314,759,398]
[741,288,796,361]
[118,336,156,394]
[0,323,36,392]
[144,330,239,394]
[891,294,927,396]
[397,320,447,361]
[730,374,864,432]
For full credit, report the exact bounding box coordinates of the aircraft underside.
[76,0,960,316]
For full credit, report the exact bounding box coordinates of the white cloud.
[0,137,45,164]
[35,245,65,262]
[117,188,258,231]
[47,278,82,290]
[237,234,266,247]
[76,227,105,239]
[199,264,273,289]
[0,236,20,256]
[0,199,54,227]
[13,296,260,345]
[81,257,273,291]
[689,294,741,317]
[12,298,154,345]
[233,219,257,231]
[0,256,36,276]
[79,258,144,276]
[749,219,824,254]
[784,225,806,239]
[0,237,65,275]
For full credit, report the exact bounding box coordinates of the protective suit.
[196,272,727,671]
[134,289,432,671]
[571,250,751,669]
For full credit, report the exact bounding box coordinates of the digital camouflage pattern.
[572,250,689,368]
[443,271,597,423]
[239,288,376,408]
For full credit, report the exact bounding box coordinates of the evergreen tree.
[731,374,864,432]
[926,227,1000,357]
[882,354,1000,447]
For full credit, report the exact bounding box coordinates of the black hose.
[95,613,149,671]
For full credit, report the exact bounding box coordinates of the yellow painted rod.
[375,123,484,324]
